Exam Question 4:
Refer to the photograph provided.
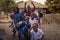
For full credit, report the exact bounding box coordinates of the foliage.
[0,0,17,12]
[46,0,60,13]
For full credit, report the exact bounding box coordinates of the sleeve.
[18,21,22,25]
[39,29,44,35]
[10,14,13,19]
[30,29,34,40]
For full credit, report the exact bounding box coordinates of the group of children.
[9,1,44,40]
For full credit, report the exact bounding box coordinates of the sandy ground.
[0,23,60,40]
[42,23,60,40]
[0,14,60,40]
[0,23,19,40]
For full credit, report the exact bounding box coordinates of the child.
[18,17,31,40]
[9,14,16,37]
[31,23,44,40]
[18,17,26,40]
[38,9,43,29]
[29,14,38,28]
[25,16,31,40]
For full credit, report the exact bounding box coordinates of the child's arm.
[30,31,34,40]
[39,29,44,40]
[31,1,36,9]
[24,2,27,9]
[9,22,13,28]
[41,34,44,40]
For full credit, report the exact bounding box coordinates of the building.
[17,0,50,14]
[17,0,47,9]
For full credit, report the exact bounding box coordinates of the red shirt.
[23,8,35,13]
[31,8,35,13]
[23,9,27,13]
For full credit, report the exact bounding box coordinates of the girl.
[18,17,31,40]
[9,14,16,37]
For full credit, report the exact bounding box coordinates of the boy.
[29,14,38,28]
[31,23,44,40]
[18,17,31,40]
[25,16,31,40]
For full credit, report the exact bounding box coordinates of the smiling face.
[33,23,38,32]
[25,17,29,23]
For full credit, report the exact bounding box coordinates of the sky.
[15,0,46,5]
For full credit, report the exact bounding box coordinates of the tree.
[3,0,17,12]
[46,0,60,13]
[0,0,17,18]
[0,0,4,11]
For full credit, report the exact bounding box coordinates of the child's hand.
[25,2,27,5]
[31,1,33,4]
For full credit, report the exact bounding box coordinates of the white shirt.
[34,10,38,17]
[31,28,44,40]
[18,21,23,25]
[29,18,38,27]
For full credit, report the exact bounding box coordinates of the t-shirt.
[31,28,44,40]
[34,10,38,17]
[24,8,35,13]
[18,21,26,34]
[13,12,23,23]
[18,21,31,34]
[31,8,35,13]
[29,18,38,27]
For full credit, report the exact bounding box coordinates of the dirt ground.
[42,23,60,40]
[0,14,60,40]
[0,23,18,40]
[0,23,60,40]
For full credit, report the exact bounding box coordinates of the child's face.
[33,24,38,32]
[26,18,29,23]
[31,14,34,19]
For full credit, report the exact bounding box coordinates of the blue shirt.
[19,22,31,34]
[13,12,23,23]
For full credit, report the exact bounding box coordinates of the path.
[0,23,18,40]
[0,23,60,40]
